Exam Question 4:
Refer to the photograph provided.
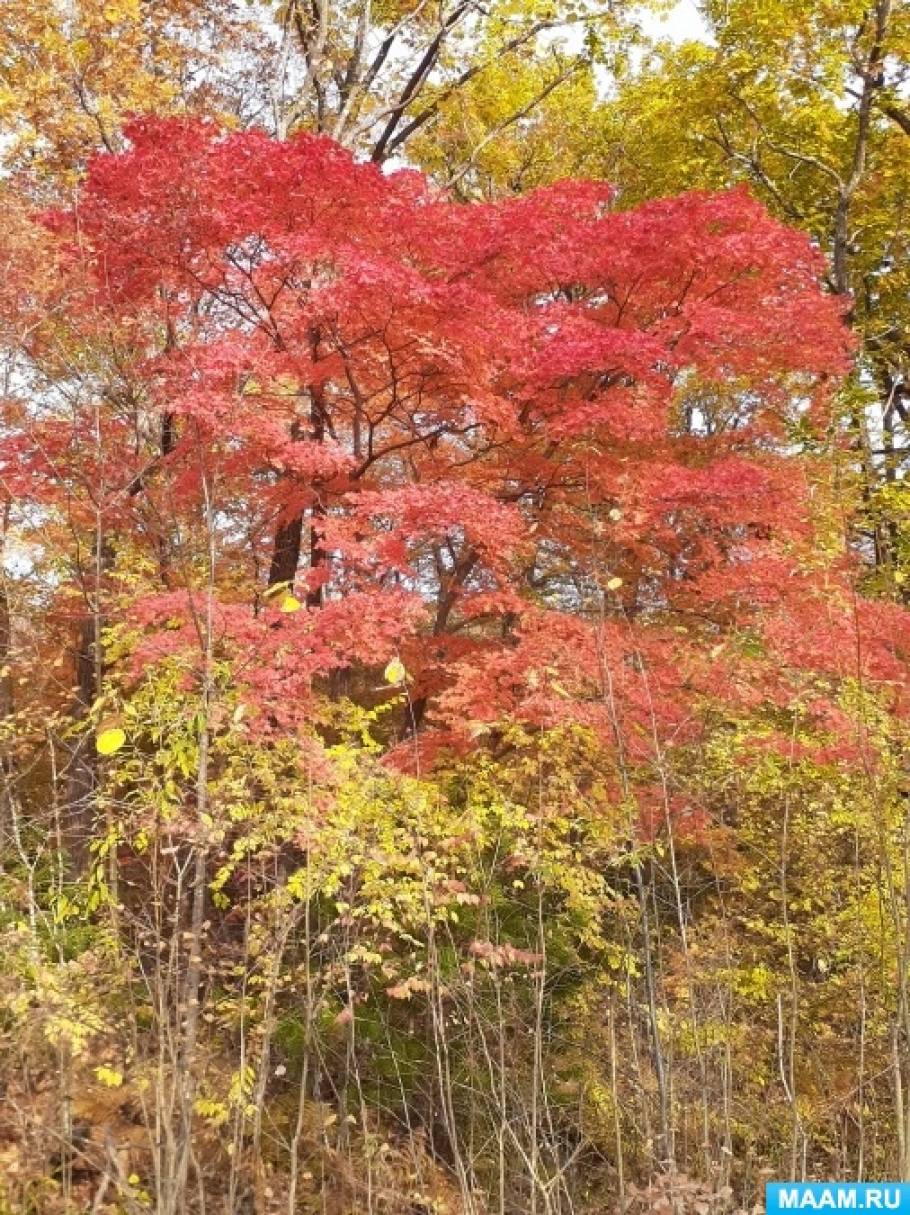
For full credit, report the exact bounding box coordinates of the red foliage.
[6,116,902,779]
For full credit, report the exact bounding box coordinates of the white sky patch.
[593,1,711,99]
[641,0,710,44]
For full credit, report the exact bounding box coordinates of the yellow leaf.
[607,577,623,591]
[384,657,406,685]
[95,1065,123,1088]
[280,595,302,613]
[96,727,126,756]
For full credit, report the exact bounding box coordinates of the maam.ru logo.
[767,1185,910,1212]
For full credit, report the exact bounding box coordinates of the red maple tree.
[4,116,904,787]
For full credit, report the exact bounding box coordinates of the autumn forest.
[0,0,908,1211]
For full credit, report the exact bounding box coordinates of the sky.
[591,1,709,99]
[646,0,709,43]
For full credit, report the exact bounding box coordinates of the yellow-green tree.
[0,0,620,182]
[0,0,259,179]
